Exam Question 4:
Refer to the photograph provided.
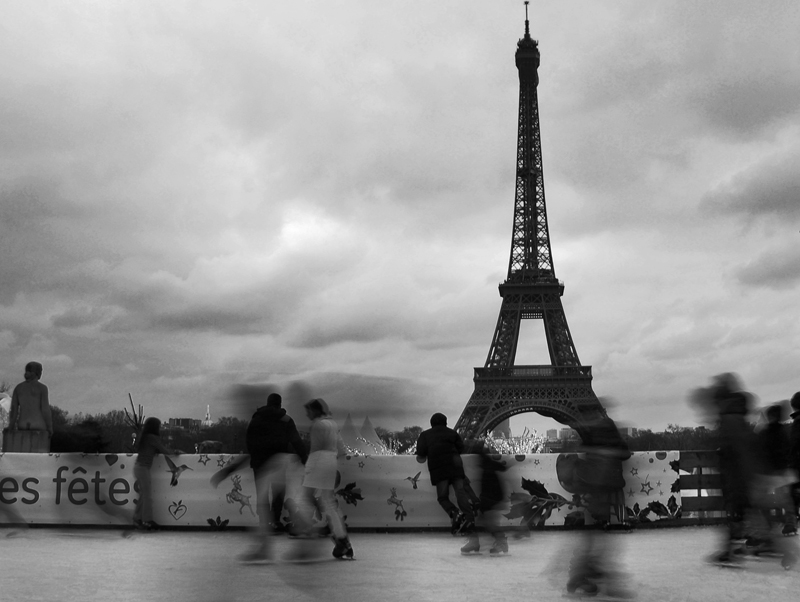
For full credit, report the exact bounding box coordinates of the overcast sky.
[1,1,798,434]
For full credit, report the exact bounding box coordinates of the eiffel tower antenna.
[524,1,530,35]
[455,8,608,441]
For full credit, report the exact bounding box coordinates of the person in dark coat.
[711,373,758,565]
[247,393,307,529]
[237,392,307,562]
[789,392,800,533]
[756,404,795,535]
[708,374,796,569]
[415,413,475,547]
[565,413,632,597]
[475,441,509,555]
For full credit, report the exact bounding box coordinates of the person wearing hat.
[238,392,308,562]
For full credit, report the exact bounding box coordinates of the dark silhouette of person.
[707,373,796,569]
[474,440,509,554]
[8,361,52,452]
[710,373,758,565]
[564,413,632,597]
[757,404,796,535]
[239,392,307,562]
[415,413,476,549]
[789,392,800,532]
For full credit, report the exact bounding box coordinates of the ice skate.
[460,534,480,555]
[599,579,636,600]
[332,536,355,560]
[489,534,508,555]
[564,575,598,598]
[449,510,466,536]
[745,536,780,557]
[707,549,744,569]
[238,545,271,564]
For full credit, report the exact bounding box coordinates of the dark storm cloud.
[273,372,439,431]
[51,306,111,329]
[700,149,800,220]
[151,307,265,334]
[735,246,800,290]
[688,76,800,141]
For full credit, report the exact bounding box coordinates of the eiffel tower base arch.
[454,366,608,442]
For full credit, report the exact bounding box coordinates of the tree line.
[32,406,721,455]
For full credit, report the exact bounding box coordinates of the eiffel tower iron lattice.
[455,10,608,442]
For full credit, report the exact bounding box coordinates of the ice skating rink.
[0,526,795,602]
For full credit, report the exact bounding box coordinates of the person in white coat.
[298,398,354,560]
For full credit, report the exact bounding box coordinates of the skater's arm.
[287,421,309,464]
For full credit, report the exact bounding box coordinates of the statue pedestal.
[2,429,51,452]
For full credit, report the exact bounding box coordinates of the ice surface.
[0,526,794,602]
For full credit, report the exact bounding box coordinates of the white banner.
[0,451,680,528]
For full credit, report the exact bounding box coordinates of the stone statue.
[8,361,53,435]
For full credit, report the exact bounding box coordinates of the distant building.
[618,427,639,438]
[546,429,558,441]
[559,428,579,440]
[202,404,214,428]
[167,417,201,431]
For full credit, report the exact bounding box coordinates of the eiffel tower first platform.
[455,9,608,442]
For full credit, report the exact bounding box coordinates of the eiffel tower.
[455,7,608,441]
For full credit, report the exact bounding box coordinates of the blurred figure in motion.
[755,403,796,537]
[474,440,509,555]
[564,413,632,598]
[707,373,757,566]
[707,373,797,569]
[415,412,476,550]
[295,398,354,560]
[238,392,308,563]
[789,392,800,531]
[133,417,178,530]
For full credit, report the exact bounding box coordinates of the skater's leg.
[451,478,475,525]
[133,463,152,524]
[463,477,481,508]
[271,474,286,530]
[314,488,347,539]
[312,488,353,559]
[435,480,459,517]
[293,485,320,535]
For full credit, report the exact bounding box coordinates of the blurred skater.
[415,413,477,551]
[564,413,632,598]
[789,392,800,532]
[474,441,509,555]
[706,373,797,569]
[707,373,758,566]
[133,417,178,530]
[755,404,796,536]
[238,392,308,562]
[295,398,354,560]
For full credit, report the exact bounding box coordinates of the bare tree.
[124,394,146,451]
